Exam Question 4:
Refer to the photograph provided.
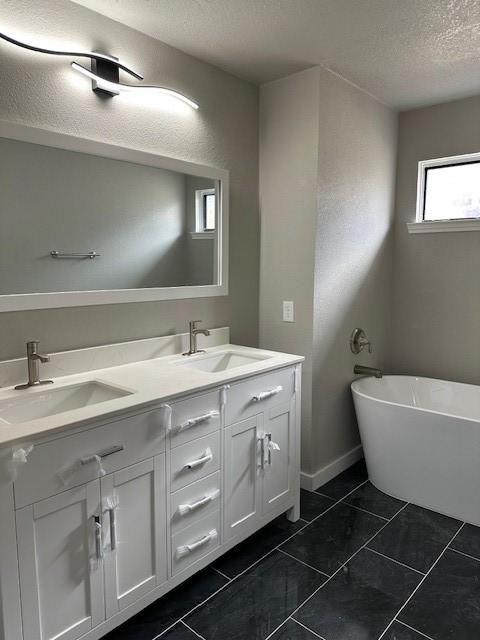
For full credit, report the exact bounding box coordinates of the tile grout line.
[447,545,480,564]
[364,546,425,575]
[210,566,232,581]
[395,618,436,640]
[289,617,327,639]
[278,548,330,577]
[264,501,411,640]
[376,521,466,640]
[341,501,389,521]
[154,478,371,640]
[181,620,207,639]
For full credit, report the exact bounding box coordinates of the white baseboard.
[300,444,364,492]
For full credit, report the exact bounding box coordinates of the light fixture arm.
[0,30,143,80]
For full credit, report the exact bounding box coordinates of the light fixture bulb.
[71,62,199,110]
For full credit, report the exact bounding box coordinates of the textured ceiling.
[71,0,480,109]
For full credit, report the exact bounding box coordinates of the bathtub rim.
[351,374,480,425]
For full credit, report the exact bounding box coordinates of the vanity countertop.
[0,344,303,448]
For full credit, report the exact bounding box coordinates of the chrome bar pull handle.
[171,410,219,434]
[93,515,103,559]
[98,444,125,459]
[259,435,265,469]
[177,489,220,516]
[80,444,124,466]
[176,529,218,558]
[252,385,283,402]
[184,447,213,470]
[109,508,117,550]
[264,433,280,466]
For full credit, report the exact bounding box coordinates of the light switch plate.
[283,300,295,322]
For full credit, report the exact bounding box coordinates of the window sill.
[407,219,480,234]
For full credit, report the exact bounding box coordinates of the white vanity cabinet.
[224,368,298,541]
[16,481,106,640]
[0,362,301,640]
[12,405,167,640]
[101,456,167,619]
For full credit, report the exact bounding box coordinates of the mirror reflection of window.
[195,188,216,232]
[204,192,216,231]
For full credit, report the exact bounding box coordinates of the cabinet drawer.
[170,431,220,493]
[170,471,221,536]
[14,408,165,508]
[171,510,220,576]
[169,390,221,448]
[225,367,295,426]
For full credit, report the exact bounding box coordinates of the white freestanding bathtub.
[351,375,480,526]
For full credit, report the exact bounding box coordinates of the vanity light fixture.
[0,29,199,110]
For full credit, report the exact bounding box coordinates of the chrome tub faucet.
[183,320,211,356]
[15,341,54,389]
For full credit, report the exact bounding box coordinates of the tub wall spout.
[353,364,383,378]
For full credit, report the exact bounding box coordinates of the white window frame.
[408,151,480,234]
[191,188,216,240]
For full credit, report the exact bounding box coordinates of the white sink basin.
[176,350,271,373]
[0,381,132,425]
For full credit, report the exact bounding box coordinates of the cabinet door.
[102,455,166,619]
[262,400,296,515]
[224,415,262,541]
[16,482,104,640]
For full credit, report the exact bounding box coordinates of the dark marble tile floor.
[102,567,227,640]
[294,548,422,640]
[280,502,385,575]
[161,622,200,640]
[104,461,480,640]
[315,458,368,501]
[343,481,406,519]
[399,548,480,640]
[383,621,428,639]
[269,618,320,639]
[212,514,304,578]
[368,503,462,573]
[185,550,326,640]
[300,488,335,522]
[449,522,480,561]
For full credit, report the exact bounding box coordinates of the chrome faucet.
[183,321,211,356]
[15,341,54,389]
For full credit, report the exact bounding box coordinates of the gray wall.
[260,67,397,479]
[312,69,397,473]
[390,95,480,382]
[0,0,259,359]
[259,68,320,474]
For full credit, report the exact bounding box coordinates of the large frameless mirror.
[0,122,228,311]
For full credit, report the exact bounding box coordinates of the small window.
[409,153,480,233]
[195,188,216,233]
[423,160,480,221]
